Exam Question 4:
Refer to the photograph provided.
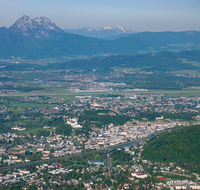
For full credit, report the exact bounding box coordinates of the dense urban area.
[1,64,200,189]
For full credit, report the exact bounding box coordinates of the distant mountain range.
[0,15,200,59]
[64,26,134,39]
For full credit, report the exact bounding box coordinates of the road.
[105,134,155,151]
[0,150,101,170]
[0,133,158,171]
[107,153,110,173]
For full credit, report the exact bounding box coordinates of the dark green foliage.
[56,124,72,136]
[37,129,50,137]
[75,125,91,138]
[0,182,28,190]
[0,77,17,82]
[0,124,11,133]
[25,150,32,156]
[1,50,199,73]
[110,149,133,166]
[48,50,199,72]
[79,110,131,128]
[0,85,45,92]
[29,152,42,162]
[134,112,197,121]
[142,125,200,165]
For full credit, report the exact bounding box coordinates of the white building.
[67,118,82,128]
[131,172,148,179]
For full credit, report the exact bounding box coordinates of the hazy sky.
[0,0,200,31]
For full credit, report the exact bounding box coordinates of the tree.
[56,124,72,136]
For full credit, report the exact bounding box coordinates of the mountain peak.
[117,26,126,32]
[9,15,64,38]
[64,26,133,39]
[104,26,112,30]
[21,15,31,22]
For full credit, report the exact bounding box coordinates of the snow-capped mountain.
[9,15,65,38]
[1,15,200,59]
[64,26,133,39]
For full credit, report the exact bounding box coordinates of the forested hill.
[142,125,200,166]
[1,50,200,73]
[120,31,200,44]
[48,50,200,72]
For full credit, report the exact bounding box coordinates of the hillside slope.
[122,31,200,44]
[48,50,200,72]
[142,125,200,165]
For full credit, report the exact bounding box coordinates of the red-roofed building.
[157,176,166,180]
[57,163,62,168]
[128,176,135,181]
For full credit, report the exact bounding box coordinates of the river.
[106,134,155,151]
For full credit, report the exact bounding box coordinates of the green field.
[18,128,55,135]
[9,148,21,153]
[0,99,52,107]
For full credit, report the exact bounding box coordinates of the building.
[88,160,104,165]
[131,172,148,179]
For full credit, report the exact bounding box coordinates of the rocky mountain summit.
[9,15,64,38]
[64,26,133,39]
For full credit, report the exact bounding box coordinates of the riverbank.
[105,134,155,151]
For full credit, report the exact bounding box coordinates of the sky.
[0,0,200,32]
